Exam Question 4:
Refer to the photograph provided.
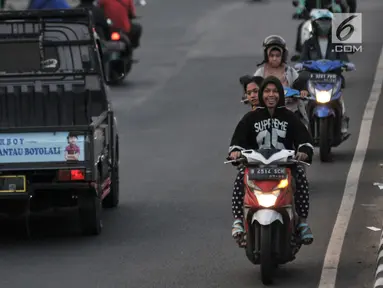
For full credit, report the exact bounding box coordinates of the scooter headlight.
[246,175,287,207]
[254,190,280,208]
[316,89,332,103]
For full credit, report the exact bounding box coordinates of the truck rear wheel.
[78,193,102,236]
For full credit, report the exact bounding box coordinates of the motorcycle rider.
[229,76,314,247]
[293,0,350,53]
[78,0,111,40]
[300,9,353,137]
[99,0,142,49]
[239,75,264,111]
[28,0,70,9]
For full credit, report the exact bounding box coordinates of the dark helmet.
[261,35,288,65]
[311,10,334,37]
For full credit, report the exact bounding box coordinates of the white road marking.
[318,47,383,287]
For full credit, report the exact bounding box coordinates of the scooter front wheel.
[260,225,275,285]
[319,118,333,162]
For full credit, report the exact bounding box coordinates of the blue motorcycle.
[294,59,355,162]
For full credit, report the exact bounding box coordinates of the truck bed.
[0,83,107,127]
[0,9,108,127]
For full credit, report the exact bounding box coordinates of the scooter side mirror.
[292,0,299,7]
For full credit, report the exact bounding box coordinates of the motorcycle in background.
[294,59,355,161]
[292,5,339,54]
[94,18,136,85]
[225,148,309,285]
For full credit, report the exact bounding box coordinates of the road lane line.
[318,47,383,287]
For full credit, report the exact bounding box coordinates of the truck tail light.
[57,169,85,181]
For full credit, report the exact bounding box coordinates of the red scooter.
[225,148,309,285]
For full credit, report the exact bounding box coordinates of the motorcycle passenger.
[300,10,349,62]
[254,35,309,98]
[78,0,111,40]
[228,76,314,247]
[99,0,142,49]
[28,0,70,9]
[300,10,352,136]
[239,75,264,111]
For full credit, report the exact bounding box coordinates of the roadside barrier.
[374,229,383,288]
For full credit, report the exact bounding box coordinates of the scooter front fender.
[251,209,284,226]
[313,105,335,118]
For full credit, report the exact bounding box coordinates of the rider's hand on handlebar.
[229,151,241,160]
[300,90,309,98]
[295,152,308,161]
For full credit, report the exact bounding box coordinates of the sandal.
[232,219,246,247]
[297,223,314,245]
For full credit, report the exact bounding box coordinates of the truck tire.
[79,193,102,236]
[103,135,120,208]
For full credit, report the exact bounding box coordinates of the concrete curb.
[374,230,383,288]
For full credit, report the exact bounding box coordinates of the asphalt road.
[2,0,383,287]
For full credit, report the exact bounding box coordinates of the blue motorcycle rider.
[28,0,70,9]
[299,9,354,137]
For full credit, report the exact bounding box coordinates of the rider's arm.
[120,5,132,33]
[300,39,310,62]
[290,113,314,163]
[127,0,137,18]
[338,0,350,12]
[292,68,299,82]
[288,67,300,84]
[228,114,252,154]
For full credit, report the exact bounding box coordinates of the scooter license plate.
[310,73,337,83]
[248,167,287,180]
